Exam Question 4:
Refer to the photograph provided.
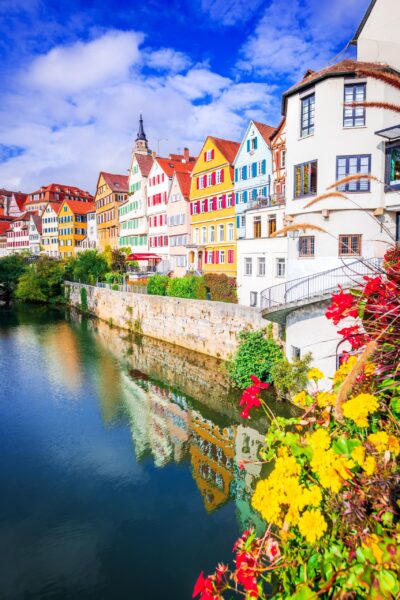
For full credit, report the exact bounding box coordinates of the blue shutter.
[252,162,257,177]
[263,186,267,197]
[262,159,266,175]
[236,215,240,228]
[254,137,258,149]
[246,140,250,152]
[252,188,257,199]
[234,168,238,182]
[243,166,247,180]
[243,190,248,203]
[235,193,238,205]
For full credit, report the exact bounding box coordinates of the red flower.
[337,325,368,349]
[326,287,358,325]
[235,551,259,597]
[192,572,219,600]
[250,375,269,389]
[265,538,281,562]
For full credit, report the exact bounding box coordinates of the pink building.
[6,213,32,252]
[167,171,192,276]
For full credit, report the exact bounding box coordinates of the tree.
[0,254,28,300]
[111,248,127,273]
[67,250,109,285]
[16,256,65,303]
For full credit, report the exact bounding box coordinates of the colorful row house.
[95,172,129,252]
[58,200,96,258]
[188,137,240,276]
[167,171,192,277]
[42,203,61,256]
[25,183,93,215]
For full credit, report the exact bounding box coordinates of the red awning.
[127,253,161,261]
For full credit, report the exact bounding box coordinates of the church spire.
[133,114,151,155]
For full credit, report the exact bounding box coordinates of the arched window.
[227,223,234,241]
[209,226,215,242]
[218,224,224,242]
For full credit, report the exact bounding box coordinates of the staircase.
[260,257,383,320]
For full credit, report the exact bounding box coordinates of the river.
[0,305,291,600]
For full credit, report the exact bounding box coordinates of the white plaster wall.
[357,0,400,70]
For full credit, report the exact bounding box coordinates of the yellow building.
[95,172,129,251]
[188,137,240,276]
[58,200,95,258]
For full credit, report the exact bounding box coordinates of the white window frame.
[218,224,224,242]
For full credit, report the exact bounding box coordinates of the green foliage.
[270,353,313,401]
[167,275,207,299]
[147,274,170,296]
[67,250,109,285]
[110,248,127,273]
[80,287,88,312]
[204,273,237,303]
[104,271,123,284]
[15,256,65,304]
[226,329,283,389]
[0,254,28,300]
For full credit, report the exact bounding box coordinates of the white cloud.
[0,30,278,192]
[200,0,264,25]
[25,30,144,92]
[144,48,192,73]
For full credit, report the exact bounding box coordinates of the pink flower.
[265,538,280,562]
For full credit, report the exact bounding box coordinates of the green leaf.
[378,569,399,595]
[390,397,400,417]
[332,436,361,456]
[291,585,316,599]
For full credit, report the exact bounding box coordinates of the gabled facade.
[234,121,275,240]
[188,137,240,276]
[29,213,42,255]
[58,200,96,258]
[167,171,192,276]
[8,193,28,218]
[270,118,286,201]
[95,172,128,251]
[42,203,61,256]
[6,213,31,252]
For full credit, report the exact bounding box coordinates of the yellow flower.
[333,356,358,385]
[351,445,365,466]
[311,448,354,492]
[364,363,376,378]
[300,485,323,508]
[316,391,336,408]
[308,368,324,381]
[368,432,400,456]
[363,456,376,476]
[298,509,327,544]
[308,428,331,452]
[363,534,384,564]
[342,394,379,427]
[293,391,309,407]
[388,435,400,456]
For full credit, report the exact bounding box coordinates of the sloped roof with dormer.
[100,172,129,193]
[209,137,240,165]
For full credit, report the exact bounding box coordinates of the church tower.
[134,114,151,155]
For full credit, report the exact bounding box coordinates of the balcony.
[245,195,285,212]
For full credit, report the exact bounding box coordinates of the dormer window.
[204,149,214,162]
[246,137,258,152]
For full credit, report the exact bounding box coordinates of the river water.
[0,305,291,600]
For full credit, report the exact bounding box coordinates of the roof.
[13,192,28,210]
[30,213,42,234]
[29,183,93,198]
[100,172,129,192]
[169,153,196,162]
[253,121,276,148]
[270,117,286,141]
[155,157,194,178]
[209,137,240,164]
[135,153,154,177]
[353,0,377,42]
[174,171,192,199]
[0,222,10,235]
[282,59,398,112]
[63,200,96,214]
[46,202,62,214]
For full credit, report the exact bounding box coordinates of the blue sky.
[0,0,371,192]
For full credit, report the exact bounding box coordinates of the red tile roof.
[253,121,276,148]
[156,157,194,178]
[283,59,398,110]
[63,200,96,215]
[174,171,192,199]
[30,213,42,234]
[29,183,93,200]
[46,202,62,214]
[100,172,129,193]
[209,137,240,165]
[135,153,154,177]
[13,193,28,211]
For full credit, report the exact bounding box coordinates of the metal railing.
[127,265,157,274]
[260,257,384,311]
[245,195,285,212]
[96,282,148,294]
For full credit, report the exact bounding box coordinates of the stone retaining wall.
[66,282,272,359]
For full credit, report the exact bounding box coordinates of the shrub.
[147,274,170,296]
[67,250,109,285]
[204,273,237,303]
[270,352,313,401]
[15,256,65,304]
[0,254,28,300]
[104,271,123,285]
[167,275,207,299]
[225,328,283,389]
[80,287,88,312]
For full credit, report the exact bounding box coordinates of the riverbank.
[66,282,274,360]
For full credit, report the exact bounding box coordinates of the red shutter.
[215,251,219,264]
[211,171,216,185]
[211,251,215,264]
[213,197,217,210]
[205,250,208,263]
[196,177,199,190]
[202,175,206,188]
[211,149,215,160]
[196,200,201,213]
[222,194,226,208]
[204,151,207,162]
[221,169,224,182]
[190,202,193,215]
[204,199,208,212]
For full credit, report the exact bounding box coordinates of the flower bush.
[194,248,400,599]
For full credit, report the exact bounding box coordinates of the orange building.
[95,172,129,251]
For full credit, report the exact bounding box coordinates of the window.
[205,149,213,161]
[207,251,213,264]
[258,257,265,276]
[209,226,215,242]
[281,150,286,169]
[227,223,234,241]
[201,200,206,213]
[301,93,315,137]
[216,170,222,184]
[240,215,246,228]
[250,292,258,307]
[344,83,366,127]
[299,236,315,257]
[294,160,318,197]
[207,173,212,187]
[217,197,223,210]
[336,155,371,192]
[244,258,252,276]
[292,346,301,360]
[219,250,225,263]
[194,228,199,243]
[218,224,224,242]
[253,216,261,238]
[339,234,362,256]
[226,194,233,207]
[385,142,400,190]
[268,214,277,236]
[201,227,207,243]
[276,258,286,278]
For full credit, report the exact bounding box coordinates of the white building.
[76,211,97,252]
[261,0,400,381]
[119,116,154,255]
[42,203,60,256]
[167,170,192,277]
[29,214,42,255]
[6,213,31,253]
[235,121,287,307]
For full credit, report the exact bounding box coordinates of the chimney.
[183,147,189,163]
